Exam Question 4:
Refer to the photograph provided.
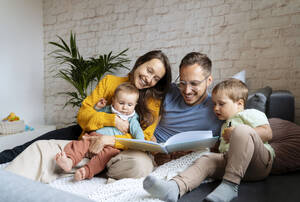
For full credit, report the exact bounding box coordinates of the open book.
[116,130,218,154]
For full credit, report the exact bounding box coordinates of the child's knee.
[231,125,254,140]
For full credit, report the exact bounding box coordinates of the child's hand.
[95,98,107,109]
[222,127,235,143]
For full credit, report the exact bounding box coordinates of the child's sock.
[143,175,179,202]
[205,179,238,202]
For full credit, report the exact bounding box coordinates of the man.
[155,52,221,143]
[152,52,222,165]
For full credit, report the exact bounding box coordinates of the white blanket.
[1,150,210,202]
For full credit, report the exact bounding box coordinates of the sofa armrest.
[267,90,295,122]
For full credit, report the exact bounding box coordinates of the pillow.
[269,118,300,174]
[246,86,272,113]
[231,70,246,83]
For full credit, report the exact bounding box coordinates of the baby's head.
[212,78,248,120]
[112,83,139,115]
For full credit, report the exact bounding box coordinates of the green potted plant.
[49,32,130,108]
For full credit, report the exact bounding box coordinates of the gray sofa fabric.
[0,169,93,202]
[246,86,272,114]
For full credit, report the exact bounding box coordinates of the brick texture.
[43,0,300,127]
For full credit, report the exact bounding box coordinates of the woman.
[3,50,172,183]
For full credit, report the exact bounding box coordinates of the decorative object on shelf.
[49,32,131,108]
[25,125,34,131]
[0,113,25,135]
[2,112,20,122]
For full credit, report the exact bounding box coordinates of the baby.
[55,82,144,181]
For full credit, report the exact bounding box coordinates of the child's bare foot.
[55,152,73,172]
[74,167,87,181]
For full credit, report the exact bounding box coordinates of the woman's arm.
[77,75,118,132]
[84,94,161,151]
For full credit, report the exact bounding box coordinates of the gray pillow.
[246,86,272,113]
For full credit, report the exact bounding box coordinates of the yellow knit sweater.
[77,74,161,149]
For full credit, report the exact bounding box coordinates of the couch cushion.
[269,118,300,174]
[246,86,272,113]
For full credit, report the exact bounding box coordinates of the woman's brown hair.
[128,50,172,129]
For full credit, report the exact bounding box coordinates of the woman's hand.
[150,135,157,142]
[222,127,235,143]
[83,133,116,154]
[115,116,129,134]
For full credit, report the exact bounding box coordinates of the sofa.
[180,88,300,202]
[0,88,299,202]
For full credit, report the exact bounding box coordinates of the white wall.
[0,0,44,125]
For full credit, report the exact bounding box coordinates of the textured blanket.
[1,150,210,202]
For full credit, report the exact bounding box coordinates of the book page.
[116,138,168,153]
[165,131,213,145]
[165,130,217,153]
[166,137,218,153]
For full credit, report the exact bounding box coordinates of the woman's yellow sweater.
[77,75,161,149]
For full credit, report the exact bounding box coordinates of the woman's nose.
[145,75,154,86]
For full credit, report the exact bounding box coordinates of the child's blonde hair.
[114,82,139,100]
[212,78,248,106]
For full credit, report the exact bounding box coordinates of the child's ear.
[238,99,245,109]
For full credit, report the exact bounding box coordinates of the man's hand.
[115,116,129,134]
[222,127,235,143]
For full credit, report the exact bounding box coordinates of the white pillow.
[231,70,246,83]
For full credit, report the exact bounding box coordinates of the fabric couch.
[180,88,300,202]
[0,88,298,202]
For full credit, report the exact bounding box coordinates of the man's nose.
[183,84,192,94]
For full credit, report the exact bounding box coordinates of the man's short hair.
[212,78,248,105]
[179,52,212,76]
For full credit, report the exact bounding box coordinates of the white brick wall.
[43,0,300,127]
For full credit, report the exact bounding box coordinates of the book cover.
[116,130,218,154]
